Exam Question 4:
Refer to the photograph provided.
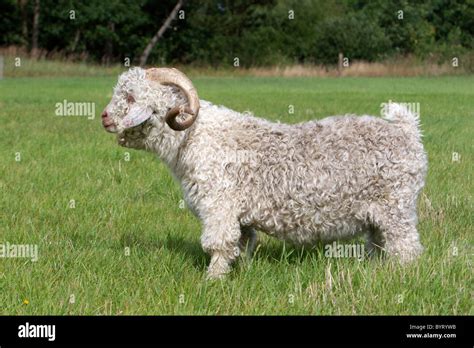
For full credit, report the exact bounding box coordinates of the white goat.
[102,67,427,279]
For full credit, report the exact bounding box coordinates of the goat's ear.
[120,104,153,129]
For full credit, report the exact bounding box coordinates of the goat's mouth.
[102,113,118,133]
[103,121,118,133]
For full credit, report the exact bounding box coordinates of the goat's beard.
[117,124,149,149]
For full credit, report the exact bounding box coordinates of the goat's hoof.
[206,271,227,281]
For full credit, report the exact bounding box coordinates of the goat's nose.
[101,110,108,118]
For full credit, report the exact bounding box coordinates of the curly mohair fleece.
[104,67,428,279]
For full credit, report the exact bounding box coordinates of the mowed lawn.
[0,74,472,315]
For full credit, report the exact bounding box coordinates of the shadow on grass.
[253,240,326,265]
[120,232,208,271]
[120,231,369,274]
[161,235,209,271]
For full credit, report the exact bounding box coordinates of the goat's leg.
[380,220,423,263]
[200,211,241,280]
[371,197,423,263]
[239,226,258,259]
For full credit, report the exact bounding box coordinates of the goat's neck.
[145,125,186,172]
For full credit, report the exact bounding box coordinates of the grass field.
[0,73,472,315]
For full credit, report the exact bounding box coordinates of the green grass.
[0,74,472,315]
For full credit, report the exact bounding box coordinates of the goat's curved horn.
[145,68,200,131]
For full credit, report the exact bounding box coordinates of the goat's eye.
[126,95,135,103]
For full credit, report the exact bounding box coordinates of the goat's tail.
[382,101,422,137]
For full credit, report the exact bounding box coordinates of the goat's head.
[102,67,200,149]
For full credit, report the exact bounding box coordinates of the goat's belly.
[241,209,364,245]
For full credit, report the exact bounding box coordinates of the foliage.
[0,0,472,66]
[312,13,391,64]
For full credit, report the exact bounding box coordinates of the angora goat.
[102,67,427,279]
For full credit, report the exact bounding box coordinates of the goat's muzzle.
[102,110,117,133]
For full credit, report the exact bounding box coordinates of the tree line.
[1,0,473,67]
